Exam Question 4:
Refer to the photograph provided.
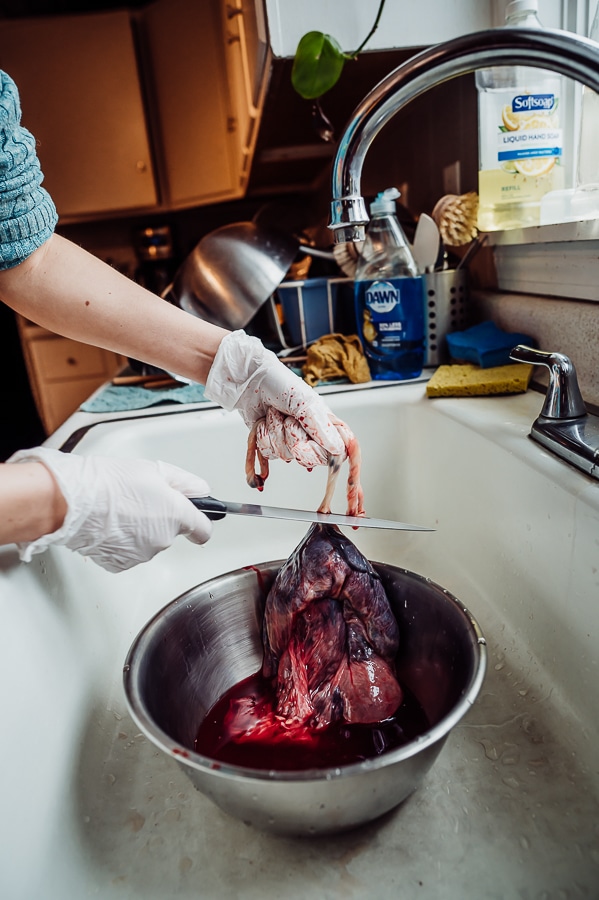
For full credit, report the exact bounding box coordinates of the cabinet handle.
[226,4,243,18]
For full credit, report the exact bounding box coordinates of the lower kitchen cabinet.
[17,318,125,435]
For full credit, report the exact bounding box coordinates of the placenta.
[195,524,426,769]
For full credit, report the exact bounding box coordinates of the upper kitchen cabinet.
[1,11,158,221]
[138,0,270,209]
[1,0,270,221]
[263,0,495,58]
[221,0,271,186]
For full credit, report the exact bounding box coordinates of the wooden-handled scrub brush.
[431,192,479,247]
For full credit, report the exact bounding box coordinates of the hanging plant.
[291,0,387,100]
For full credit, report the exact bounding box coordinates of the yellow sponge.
[426,363,533,397]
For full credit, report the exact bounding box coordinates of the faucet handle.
[510,345,587,419]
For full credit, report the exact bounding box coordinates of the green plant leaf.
[291,32,347,100]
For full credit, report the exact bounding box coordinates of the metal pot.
[123,560,486,836]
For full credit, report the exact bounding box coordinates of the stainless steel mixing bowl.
[166,221,298,330]
[123,561,486,836]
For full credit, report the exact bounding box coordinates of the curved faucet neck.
[329,27,599,243]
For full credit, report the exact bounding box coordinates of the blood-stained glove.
[7,447,213,573]
[204,330,349,488]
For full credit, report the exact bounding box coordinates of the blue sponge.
[446,321,536,369]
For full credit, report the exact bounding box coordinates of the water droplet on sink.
[520,836,530,850]
[123,664,131,672]
[502,750,520,766]
[502,776,520,789]
[479,739,498,761]
[477,637,487,645]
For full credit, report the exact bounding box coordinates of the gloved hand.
[204,330,349,488]
[7,447,213,573]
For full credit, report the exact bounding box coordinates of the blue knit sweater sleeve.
[0,70,58,271]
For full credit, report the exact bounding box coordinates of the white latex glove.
[204,330,347,487]
[7,448,213,573]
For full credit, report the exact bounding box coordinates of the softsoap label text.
[512,93,556,113]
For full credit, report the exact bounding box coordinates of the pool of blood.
[194,671,430,771]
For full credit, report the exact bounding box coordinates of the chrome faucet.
[329,27,599,243]
[510,346,599,480]
[327,27,599,478]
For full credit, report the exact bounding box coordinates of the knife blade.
[190,497,434,532]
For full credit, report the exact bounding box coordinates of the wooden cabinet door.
[220,0,270,189]
[139,0,237,208]
[17,318,125,435]
[2,11,158,220]
[139,0,267,209]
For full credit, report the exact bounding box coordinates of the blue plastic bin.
[276,277,352,348]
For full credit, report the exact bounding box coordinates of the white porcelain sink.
[1,381,598,899]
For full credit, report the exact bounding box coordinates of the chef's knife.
[190,496,434,532]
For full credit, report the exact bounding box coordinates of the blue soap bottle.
[354,188,425,380]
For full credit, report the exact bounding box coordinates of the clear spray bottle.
[354,188,425,380]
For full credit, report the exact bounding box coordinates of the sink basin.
[1,381,597,898]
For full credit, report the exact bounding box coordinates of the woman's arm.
[0,460,66,545]
[0,233,229,385]
[4,449,214,572]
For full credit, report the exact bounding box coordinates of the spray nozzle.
[370,187,401,216]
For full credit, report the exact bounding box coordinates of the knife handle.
[189,496,227,521]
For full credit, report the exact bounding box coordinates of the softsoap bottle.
[574,1,599,212]
[476,0,567,231]
[354,188,425,380]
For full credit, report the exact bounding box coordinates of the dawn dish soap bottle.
[476,0,568,231]
[354,188,425,380]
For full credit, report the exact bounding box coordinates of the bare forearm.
[0,234,229,384]
[0,461,66,545]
